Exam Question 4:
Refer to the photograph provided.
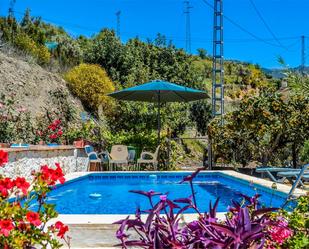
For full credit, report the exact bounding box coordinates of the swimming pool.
[29,171,288,214]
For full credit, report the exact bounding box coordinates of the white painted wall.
[0,148,89,180]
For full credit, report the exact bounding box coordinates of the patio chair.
[84,145,108,171]
[255,167,296,183]
[137,145,160,171]
[108,145,129,171]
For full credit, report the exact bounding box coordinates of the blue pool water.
[29,172,288,214]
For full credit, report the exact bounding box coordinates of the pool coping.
[53,170,307,225]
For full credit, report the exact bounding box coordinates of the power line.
[248,0,286,50]
[13,9,303,49]
[14,10,99,33]
[200,0,284,49]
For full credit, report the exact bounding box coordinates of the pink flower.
[36,130,43,136]
[160,195,167,201]
[17,106,27,113]
[268,219,292,245]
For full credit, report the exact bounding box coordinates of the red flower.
[40,165,54,185]
[14,177,30,195]
[49,133,58,140]
[52,163,65,184]
[57,129,63,136]
[0,178,14,197]
[0,220,14,236]
[39,164,65,185]
[54,221,69,238]
[0,150,8,167]
[26,211,41,226]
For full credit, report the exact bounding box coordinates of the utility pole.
[208,0,224,170]
[301,35,305,75]
[8,0,16,41]
[184,1,192,53]
[116,11,121,38]
[8,0,16,19]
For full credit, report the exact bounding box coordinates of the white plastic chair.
[107,145,129,171]
[137,145,160,171]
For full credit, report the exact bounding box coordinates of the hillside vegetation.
[1,10,308,168]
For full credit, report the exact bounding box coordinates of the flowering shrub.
[37,119,63,144]
[0,150,70,248]
[115,169,292,249]
[0,92,34,143]
[281,195,309,248]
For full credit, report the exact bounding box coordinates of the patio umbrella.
[108,80,208,143]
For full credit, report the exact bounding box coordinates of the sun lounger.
[255,167,296,182]
[277,169,309,188]
[281,164,309,207]
[284,164,309,201]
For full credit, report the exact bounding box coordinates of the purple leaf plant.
[115,168,284,249]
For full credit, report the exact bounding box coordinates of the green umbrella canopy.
[108,80,208,102]
[108,80,208,144]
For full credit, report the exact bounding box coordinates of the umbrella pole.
[157,92,161,145]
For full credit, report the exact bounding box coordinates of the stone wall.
[0,146,88,180]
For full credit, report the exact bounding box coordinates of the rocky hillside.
[0,51,84,117]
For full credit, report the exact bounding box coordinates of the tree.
[197,48,207,59]
[208,91,309,167]
[189,100,212,136]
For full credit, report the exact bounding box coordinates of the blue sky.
[0,0,308,68]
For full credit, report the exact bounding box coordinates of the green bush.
[64,63,115,111]
[14,33,51,64]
